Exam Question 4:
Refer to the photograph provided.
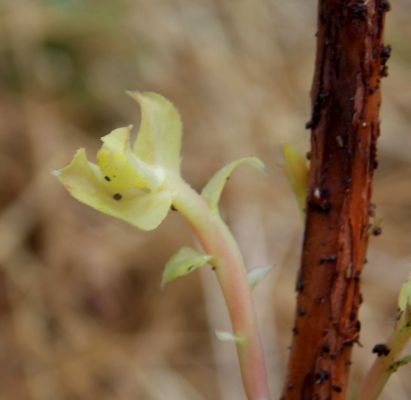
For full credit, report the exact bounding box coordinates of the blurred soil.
[0,1,410,399]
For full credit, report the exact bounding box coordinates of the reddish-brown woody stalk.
[281,1,389,399]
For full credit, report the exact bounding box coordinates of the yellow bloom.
[53,92,182,230]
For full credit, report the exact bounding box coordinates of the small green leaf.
[398,268,411,312]
[389,354,411,373]
[161,247,215,288]
[247,265,273,291]
[201,157,265,213]
[281,142,309,220]
[215,330,245,344]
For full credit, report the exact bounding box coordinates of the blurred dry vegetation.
[0,0,411,399]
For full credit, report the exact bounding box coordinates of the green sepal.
[161,246,215,288]
[201,157,265,213]
[247,265,273,292]
[215,330,245,345]
[281,142,309,220]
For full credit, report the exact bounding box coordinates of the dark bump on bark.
[349,310,356,320]
[296,274,304,292]
[323,329,329,336]
[315,370,330,384]
[345,360,353,366]
[323,343,330,353]
[347,0,367,20]
[354,272,361,281]
[298,307,307,316]
[332,386,342,393]
[306,90,330,129]
[381,44,392,61]
[379,0,391,12]
[372,226,382,236]
[369,85,379,94]
[305,120,314,130]
[356,320,361,331]
[310,199,331,212]
[372,343,390,357]
[306,151,312,160]
[292,327,299,334]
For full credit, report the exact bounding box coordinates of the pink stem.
[169,174,271,400]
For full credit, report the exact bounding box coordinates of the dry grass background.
[0,0,410,399]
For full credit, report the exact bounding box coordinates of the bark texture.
[281,1,389,399]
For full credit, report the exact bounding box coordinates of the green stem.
[357,308,411,400]
[166,173,271,400]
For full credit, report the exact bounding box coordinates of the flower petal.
[128,91,182,173]
[98,126,164,192]
[53,148,172,230]
[161,246,215,288]
[201,157,265,213]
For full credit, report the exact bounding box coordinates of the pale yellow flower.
[53,92,182,230]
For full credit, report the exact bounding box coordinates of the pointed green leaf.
[215,330,245,344]
[161,247,215,288]
[247,265,274,291]
[398,268,411,312]
[201,157,265,212]
[128,91,182,173]
[281,142,309,220]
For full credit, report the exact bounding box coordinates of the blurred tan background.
[0,0,410,399]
